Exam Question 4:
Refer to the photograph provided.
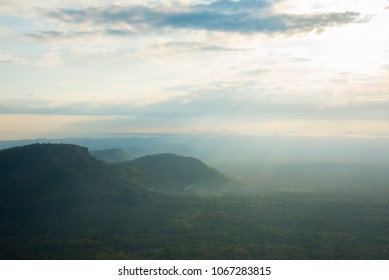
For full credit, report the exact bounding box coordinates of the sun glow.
[277,0,389,14]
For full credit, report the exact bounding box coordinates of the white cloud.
[37,50,63,68]
[72,46,115,57]
[0,52,28,64]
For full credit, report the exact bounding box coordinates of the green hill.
[0,144,154,235]
[0,144,236,239]
[119,153,236,194]
[0,143,242,259]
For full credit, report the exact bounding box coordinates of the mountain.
[90,148,132,163]
[0,137,200,159]
[0,143,154,235]
[128,143,199,158]
[0,143,242,259]
[119,153,236,194]
[0,144,236,234]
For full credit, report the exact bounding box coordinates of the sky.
[0,0,389,140]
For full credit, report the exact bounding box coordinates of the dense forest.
[0,143,388,259]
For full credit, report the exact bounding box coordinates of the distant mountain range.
[0,137,200,159]
[2,135,389,164]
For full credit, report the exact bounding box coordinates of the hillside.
[0,143,242,259]
[90,148,132,163]
[119,153,236,194]
[0,144,237,237]
[0,144,154,235]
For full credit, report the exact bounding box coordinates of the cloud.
[24,30,96,41]
[2,88,389,122]
[193,0,274,12]
[161,10,362,34]
[127,91,389,121]
[72,46,115,57]
[45,1,365,36]
[238,68,268,77]
[134,41,254,59]
[37,50,63,68]
[164,41,251,52]
[0,52,28,64]
[24,29,136,43]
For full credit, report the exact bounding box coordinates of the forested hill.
[0,144,153,234]
[119,153,235,194]
[0,143,241,257]
[0,142,154,197]
[0,144,237,228]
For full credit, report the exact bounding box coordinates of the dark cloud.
[104,28,135,37]
[46,0,365,35]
